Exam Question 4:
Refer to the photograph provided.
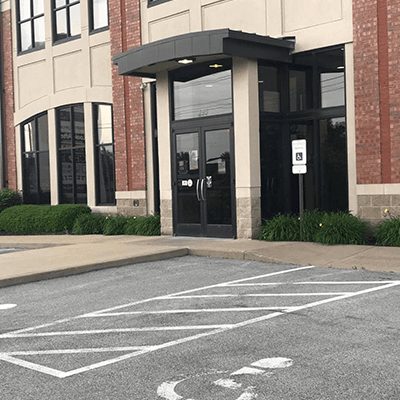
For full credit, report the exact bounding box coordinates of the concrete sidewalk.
[0,235,399,288]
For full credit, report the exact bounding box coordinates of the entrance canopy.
[113,29,295,78]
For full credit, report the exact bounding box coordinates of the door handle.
[196,179,201,201]
[200,178,205,201]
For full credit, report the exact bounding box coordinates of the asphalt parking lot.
[1,256,399,399]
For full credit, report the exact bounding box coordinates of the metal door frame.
[171,114,236,238]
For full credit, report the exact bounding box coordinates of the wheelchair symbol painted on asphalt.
[157,357,293,400]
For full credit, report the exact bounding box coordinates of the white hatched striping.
[1,265,399,378]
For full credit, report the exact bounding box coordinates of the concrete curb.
[0,248,189,289]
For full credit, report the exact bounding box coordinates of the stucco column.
[232,57,261,239]
[156,70,173,235]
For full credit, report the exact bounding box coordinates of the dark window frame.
[16,0,45,55]
[259,45,347,219]
[56,103,87,204]
[148,0,173,7]
[20,112,50,204]
[93,103,115,206]
[52,0,81,45]
[88,0,109,34]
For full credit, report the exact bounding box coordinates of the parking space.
[1,259,399,388]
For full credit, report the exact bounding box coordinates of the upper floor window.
[17,0,45,53]
[52,0,81,43]
[148,0,173,7]
[89,0,109,32]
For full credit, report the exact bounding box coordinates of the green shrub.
[0,188,22,213]
[103,215,127,235]
[72,214,107,235]
[315,211,368,245]
[258,214,300,242]
[375,218,400,246]
[125,214,161,236]
[41,204,91,232]
[301,210,326,242]
[0,204,91,234]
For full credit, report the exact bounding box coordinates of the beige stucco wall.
[141,0,353,51]
[10,0,113,209]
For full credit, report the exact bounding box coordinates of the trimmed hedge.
[72,214,107,235]
[0,188,22,213]
[0,204,91,234]
[125,214,161,236]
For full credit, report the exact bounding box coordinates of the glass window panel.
[258,66,280,113]
[93,0,108,30]
[19,1,31,20]
[55,9,67,40]
[34,17,45,48]
[55,0,67,7]
[33,0,44,15]
[320,72,345,108]
[205,129,231,225]
[24,154,38,203]
[59,108,72,148]
[60,150,74,203]
[318,49,345,108]
[176,132,200,224]
[289,70,312,112]
[96,104,113,144]
[98,145,115,204]
[174,70,232,120]
[20,22,32,52]
[75,148,87,204]
[319,118,348,211]
[73,105,85,146]
[24,122,36,152]
[37,114,49,151]
[38,152,50,204]
[70,4,81,36]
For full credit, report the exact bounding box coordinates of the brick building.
[0,0,399,239]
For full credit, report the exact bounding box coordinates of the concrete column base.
[236,196,261,239]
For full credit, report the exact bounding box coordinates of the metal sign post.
[292,140,307,240]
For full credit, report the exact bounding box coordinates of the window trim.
[16,0,45,55]
[147,0,173,7]
[88,0,109,34]
[52,0,81,45]
[56,103,87,205]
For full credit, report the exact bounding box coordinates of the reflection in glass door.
[173,124,235,238]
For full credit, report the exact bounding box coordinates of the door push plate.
[206,176,212,188]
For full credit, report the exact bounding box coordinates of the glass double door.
[173,119,235,238]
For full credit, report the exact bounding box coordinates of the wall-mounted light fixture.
[209,63,223,69]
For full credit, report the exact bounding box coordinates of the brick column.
[1,10,16,190]
[388,0,400,182]
[109,0,146,213]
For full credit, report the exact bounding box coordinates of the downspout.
[0,10,6,188]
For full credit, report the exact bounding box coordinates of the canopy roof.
[113,29,295,78]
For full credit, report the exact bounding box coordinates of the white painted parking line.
[1,325,235,338]
[1,265,399,379]
[3,346,156,356]
[160,293,353,298]
[85,307,293,316]
[0,304,17,310]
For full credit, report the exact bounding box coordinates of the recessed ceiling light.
[178,58,195,64]
[209,64,223,68]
